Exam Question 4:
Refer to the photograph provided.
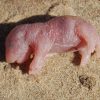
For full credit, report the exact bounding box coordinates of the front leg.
[28,37,54,75]
[28,49,47,75]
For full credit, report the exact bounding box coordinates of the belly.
[49,36,80,53]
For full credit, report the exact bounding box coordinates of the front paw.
[28,66,42,75]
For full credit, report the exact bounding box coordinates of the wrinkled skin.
[5,16,100,74]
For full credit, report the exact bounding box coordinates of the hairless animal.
[5,15,100,74]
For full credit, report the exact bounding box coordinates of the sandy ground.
[0,0,100,100]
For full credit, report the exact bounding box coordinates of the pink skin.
[5,15,100,75]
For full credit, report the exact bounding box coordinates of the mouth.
[6,56,16,63]
[6,56,22,64]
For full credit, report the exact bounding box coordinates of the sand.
[0,0,100,100]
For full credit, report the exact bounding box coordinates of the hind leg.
[79,47,91,66]
[79,40,95,66]
[76,24,96,66]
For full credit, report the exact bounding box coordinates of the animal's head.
[5,25,31,64]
